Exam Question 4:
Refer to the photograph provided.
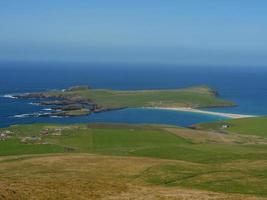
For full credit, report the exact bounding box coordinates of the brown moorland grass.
[0,154,266,200]
[164,127,267,144]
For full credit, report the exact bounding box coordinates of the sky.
[1,0,267,66]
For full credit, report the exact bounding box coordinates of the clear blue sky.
[1,0,267,66]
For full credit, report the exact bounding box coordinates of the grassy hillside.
[0,123,267,198]
[193,117,267,137]
[1,154,266,200]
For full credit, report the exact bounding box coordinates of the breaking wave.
[13,112,52,118]
[1,94,17,99]
[29,102,40,106]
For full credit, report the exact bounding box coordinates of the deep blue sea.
[1,62,267,128]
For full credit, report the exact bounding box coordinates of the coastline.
[144,107,257,119]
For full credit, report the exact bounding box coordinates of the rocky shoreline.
[13,86,121,117]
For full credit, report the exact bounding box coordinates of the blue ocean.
[1,62,267,128]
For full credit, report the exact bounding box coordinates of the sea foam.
[29,102,40,106]
[13,112,51,118]
[43,108,53,111]
[2,94,17,99]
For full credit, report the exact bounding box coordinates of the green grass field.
[194,117,267,137]
[2,123,267,164]
[0,139,64,155]
[0,123,267,199]
[41,85,235,109]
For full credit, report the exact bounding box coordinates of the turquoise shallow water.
[0,62,266,128]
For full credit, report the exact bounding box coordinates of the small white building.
[0,133,7,140]
[221,124,230,129]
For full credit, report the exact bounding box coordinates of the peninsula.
[14,85,235,117]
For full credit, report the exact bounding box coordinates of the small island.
[14,85,235,117]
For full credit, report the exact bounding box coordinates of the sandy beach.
[146,107,256,119]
